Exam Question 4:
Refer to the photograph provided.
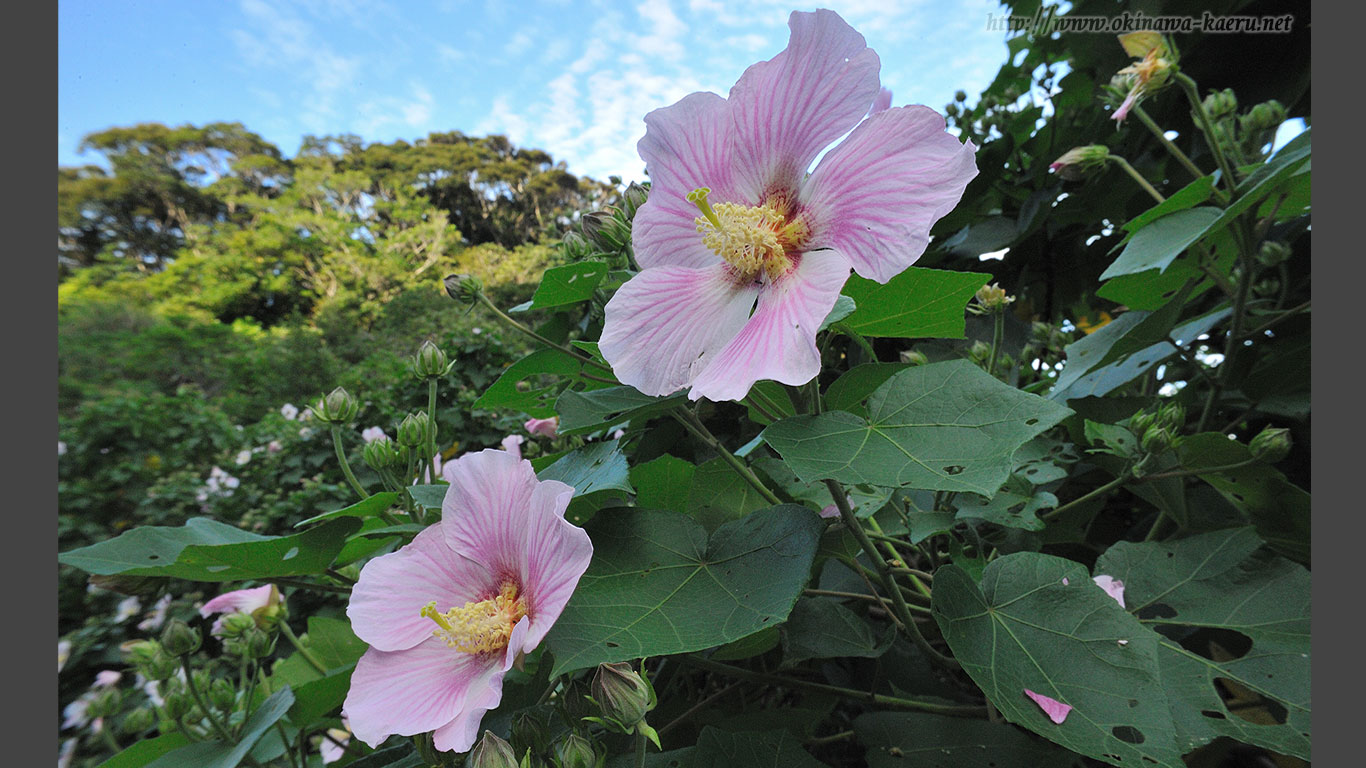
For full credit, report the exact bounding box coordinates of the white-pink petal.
[728,9,881,199]
[344,639,500,748]
[1024,689,1073,724]
[347,525,496,652]
[524,417,559,438]
[599,265,759,398]
[1093,574,1127,609]
[802,105,978,283]
[200,584,277,619]
[440,449,543,574]
[689,250,851,402]
[514,481,593,651]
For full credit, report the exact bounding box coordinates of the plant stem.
[1138,458,1259,481]
[100,726,122,754]
[825,479,958,670]
[1130,105,1209,186]
[670,408,781,506]
[1110,156,1166,204]
[330,428,369,501]
[478,293,614,375]
[181,658,235,742]
[744,395,781,423]
[1240,300,1310,339]
[1197,250,1255,433]
[1175,72,1240,196]
[682,656,985,717]
[278,621,328,675]
[425,380,438,484]
[987,309,1005,377]
[1039,471,1131,522]
[634,729,648,768]
[749,386,789,421]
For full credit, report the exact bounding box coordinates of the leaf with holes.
[855,711,1077,767]
[690,727,826,768]
[933,555,1183,767]
[516,260,610,311]
[294,491,400,528]
[59,518,362,581]
[1050,308,1230,402]
[840,267,991,338]
[544,506,823,676]
[538,440,634,496]
[555,385,684,435]
[1095,528,1310,760]
[763,361,1072,495]
[1099,207,1223,280]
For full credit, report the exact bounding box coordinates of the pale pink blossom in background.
[524,417,559,438]
[281,403,299,420]
[599,9,977,402]
[58,738,77,768]
[62,697,92,730]
[138,594,173,632]
[268,440,283,453]
[59,441,68,456]
[819,504,840,519]
[235,450,252,466]
[115,596,142,623]
[362,427,388,444]
[1024,689,1072,724]
[321,716,352,764]
[1093,575,1127,609]
[59,640,72,673]
[343,450,592,753]
[610,429,625,440]
[94,670,122,688]
[501,435,525,460]
[200,584,281,635]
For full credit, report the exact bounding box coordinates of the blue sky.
[58,0,1016,182]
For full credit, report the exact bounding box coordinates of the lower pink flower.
[200,584,281,635]
[343,450,593,753]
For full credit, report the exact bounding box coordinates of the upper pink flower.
[200,584,281,635]
[343,450,593,754]
[599,10,977,402]
[524,417,559,439]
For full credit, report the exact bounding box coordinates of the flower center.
[420,581,527,655]
[688,188,809,283]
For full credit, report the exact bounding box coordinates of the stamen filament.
[687,188,725,231]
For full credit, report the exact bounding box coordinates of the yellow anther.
[420,581,527,655]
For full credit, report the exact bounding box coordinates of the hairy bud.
[160,620,201,658]
[363,435,403,473]
[1202,88,1238,120]
[591,662,655,729]
[469,731,519,768]
[413,340,453,380]
[397,411,435,449]
[554,732,601,768]
[1249,426,1292,463]
[444,273,485,305]
[310,387,360,425]
[1256,241,1292,269]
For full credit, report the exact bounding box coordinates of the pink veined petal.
[500,435,524,461]
[870,87,893,115]
[801,105,979,283]
[515,480,594,651]
[599,265,759,398]
[431,618,528,753]
[689,249,852,402]
[347,524,497,652]
[1093,574,1127,609]
[441,450,542,574]
[200,584,276,618]
[728,9,881,199]
[344,638,499,748]
[1024,689,1073,724]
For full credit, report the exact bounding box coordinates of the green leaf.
[711,625,781,661]
[841,267,991,338]
[763,361,1073,495]
[933,556,1183,767]
[940,216,1018,258]
[1096,528,1311,760]
[545,506,823,676]
[59,517,362,581]
[407,484,449,511]
[475,347,583,417]
[687,457,771,531]
[341,744,426,768]
[855,711,1076,767]
[824,363,911,415]
[96,733,193,768]
[294,492,400,528]
[1050,308,1230,402]
[952,488,1057,531]
[517,260,610,311]
[690,726,826,768]
[1084,420,1140,459]
[818,294,857,331]
[743,380,797,426]
[555,386,684,435]
[1121,176,1217,235]
[781,597,895,666]
[145,687,295,768]
[1099,207,1223,280]
[629,454,696,513]
[538,440,634,497]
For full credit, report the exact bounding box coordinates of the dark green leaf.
[555,386,684,436]
[691,726,826,768]
[764,361,1073,495]
[855,711,1076,767]
[824,363,911,415]
[1121,176,1217,235]
[538,440,633,496]
[145,687,294,768]
[686,457,771,531]
[781,597,895,666]
[629,454,696,513]
[96,733,193,768]
[545,506,823,676]
[294,492,400,528]
[475,348,583,416]
[818,294,857,331]
[1099,207,1222,280]
[519,261,610,310]
[841,267,991,338]
[407,484,449,511]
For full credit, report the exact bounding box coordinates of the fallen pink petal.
[1024,689,1073,724]
[1093,574,1127,609]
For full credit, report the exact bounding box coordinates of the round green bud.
[580,211,622,251]
[122,708,156,736]
[444,273,485,305]
[413,340,452,380]
[555,733,600,768]
[1249,426,1292,464]
[363,436,403,473]
[469,730,519,768]
[210,678,236,711]
[219,612,258,639]
[244,627,275,659]
[899,349,928,366]
[622,182,649,217]
[144,650,180,682]
[397,411,435,449]
[1256,241,1292,269]
[1141,425,1172,456]
[591,662,655,729]
[1202,88,1238,120]
[160,620,201,658]
[511,709,550,756]
[1242,100,1287,133]
[89,687,123,719]
[968,340,992,364]
[561,231,591,259]
[1128,411,1156,439]
[123,639,161,667]
[955,89,968,102]
[162,692,192,721]
[311,387,360,425]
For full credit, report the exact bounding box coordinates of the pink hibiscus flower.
[524,417,559,439]
[343,449,593,753]
[599,9,977,402]
[200,584,281,635]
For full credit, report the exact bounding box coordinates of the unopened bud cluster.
[444,273,485,306]
[413,340,454,380]
[310,387,360,425]
[397,411,437,449]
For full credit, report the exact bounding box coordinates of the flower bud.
[311,387,360,425]
[622,182,649,218]
[89,687,123,719]
[444,273,485,305]
[210,678,236,711]
[1249,426,1292,463]
[412,733,444,766]
[580,211,622,251]
[1049,145,1110,181]
[974,282,1016,311]
[397,411,435,448]
[160,620,201,657]
[218,612,258,639]
[146,650,180,681]
[899,349,928,366]
[162,691,192,721]
[561,231,591,260]
[1127,410,1156,439]
[1202,88,1238,120]
[244,627,275,659]
[1140,425,1172,456]
[469,731,519,768]
[968,340,992,365]
[123,639,161,667]
[1256,241,1292,269]
[363,436,403,473]
[1156,402,1186,432]
[1241,100,1287,134]
[412,340,453,380]
[591,662,655,729]
[554,733,600,768]
[511,709,550,756]
[955,89,967,102]
[122,707,156,736]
